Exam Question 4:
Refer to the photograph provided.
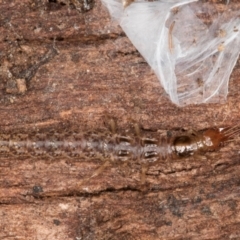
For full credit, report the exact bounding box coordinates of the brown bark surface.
[0,0,240,239]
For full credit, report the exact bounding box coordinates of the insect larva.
[0,125,238,161]
[1,125,239,187]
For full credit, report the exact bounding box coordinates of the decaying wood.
[0,0,240,239]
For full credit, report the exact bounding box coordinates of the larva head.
[202,128,232,151]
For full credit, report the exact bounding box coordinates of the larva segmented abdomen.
[0,132,89,158]
[0,125,237,160]
[0,131,173,161]
[108,134,173,162]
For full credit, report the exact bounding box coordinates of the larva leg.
[78,156,112,189]
[184,128,198,136]
[140,164,149,185]
[102,115,117,134]
[133,122,141,137]
[88,160,111,180]
[117,161,133,179]
[139,164,150,192]
[108,118,117,134]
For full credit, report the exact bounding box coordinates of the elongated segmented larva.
[0,130,171,161]
[0,126,238,162]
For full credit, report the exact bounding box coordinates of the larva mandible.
[0,125,238,161]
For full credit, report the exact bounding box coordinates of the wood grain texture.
[0,0,240,239]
